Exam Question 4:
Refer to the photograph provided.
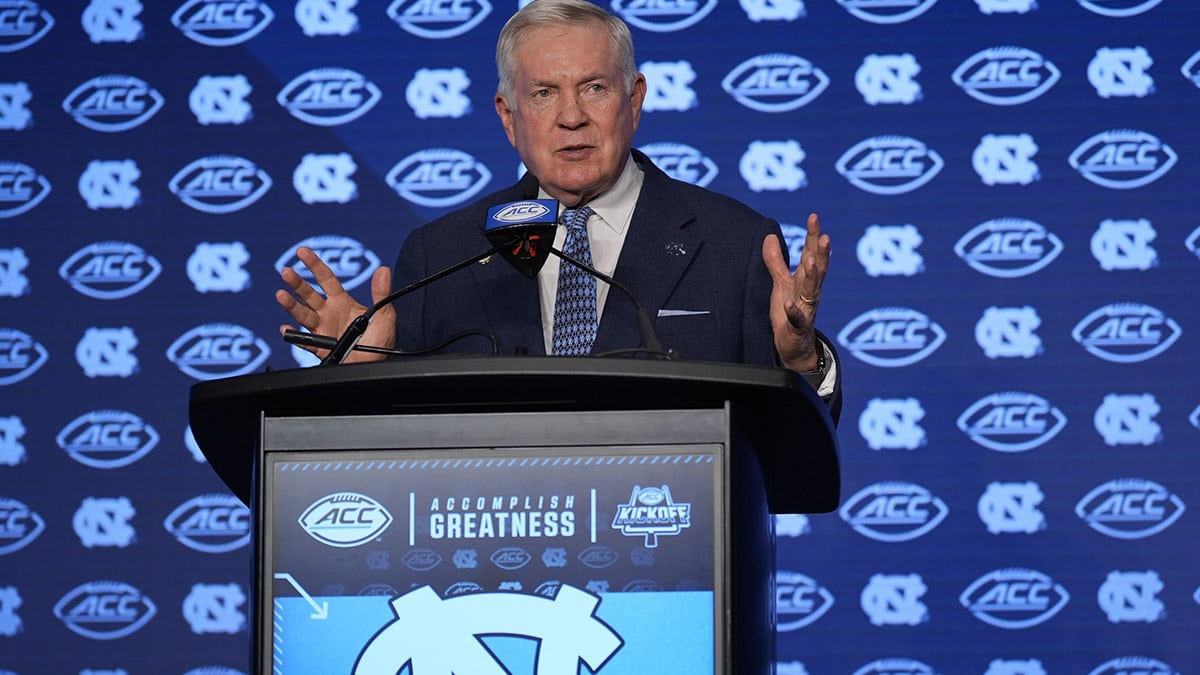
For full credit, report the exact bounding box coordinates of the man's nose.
[557,92,588,127]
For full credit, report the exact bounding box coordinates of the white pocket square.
[657,309,711,318]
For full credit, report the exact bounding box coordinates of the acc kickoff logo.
[166,323,271,380]
[169,155,272,214]
[837,307,946,367]
[836,136,943,195]
[957,392,1066,452]
[172,0,274,46]
[955,218,1062,278]
[0,1,55,52]
[1068,129,1177,189]
[639,142,718,187]
[56,409,158,469]
[387,148,491,208]
[0,327,48,385]
[0,497,44,554]
[1075,478,1184,540]
[611,485,691,548]
[722,54,829,112]
[277,68,381,126]
[611,0,717,32]
[276,235,380,291]
[54,581,156,640]
[952,46,1060,105]
[387,0,491,38]
[960,568,1069,629]
[0,161,51,218]
[839,482,948,542]
[59,241,161,299]
[164,494,251,553]
[838,0,938,24]
[62,75,163,132]
[299,492,393,548]
[1071,303,1180,363]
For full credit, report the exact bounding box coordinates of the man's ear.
[629,73,647,129]
[495,92,517,147]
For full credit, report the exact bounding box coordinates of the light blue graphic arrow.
[274,572,329,620]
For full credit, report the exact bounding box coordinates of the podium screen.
[263,445,724,674]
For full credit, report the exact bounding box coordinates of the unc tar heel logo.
[190,74,253,125]
[0,415,27,466]
[183,583,245,634]
[975,306,1042,359]
[740,140,806,192]
[294,153,358,203]
[296,0,358,35]
[856,54,922,105]
[857,224,924,277]
[974,133,1039,185]
[641,61,697,112]
[73,496,136,548]
[79,160,141,210]
[1094,393,1160,446]
[1089,47,1154,98]
[859,397,926,450]
[1091,218,1156,271]
[978,482,1045,534]
[354,585,622,674]
[742,0,805,21]
[0,248,30,297]
[188,242,250,293]
[171,0,275,46]
[611,485,691,548]
[0,82,34,129]
[82,0,143,43]
[1098,571,1164,623]
[861,573,928,626]
[299,492,393,547]
[76,326,139,378]
[406,68,471,119]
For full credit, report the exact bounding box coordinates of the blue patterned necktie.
[552,205,597,356]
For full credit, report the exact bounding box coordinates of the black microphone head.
[484,199,559,278]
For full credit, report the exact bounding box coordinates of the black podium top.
[188,356,840,513]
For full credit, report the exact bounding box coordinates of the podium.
[189,356,840,675]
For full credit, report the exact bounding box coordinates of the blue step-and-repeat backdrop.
[2,0,1199,673]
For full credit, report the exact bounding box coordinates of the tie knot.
[563,205,594,232]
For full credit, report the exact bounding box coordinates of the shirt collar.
[540,154,643,235]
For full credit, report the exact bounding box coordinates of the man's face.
[495,21,646,206]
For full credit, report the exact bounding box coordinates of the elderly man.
[277,0,840,418]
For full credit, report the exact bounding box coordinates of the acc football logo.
[169,155,272,214]
[861,573,928,626]
[0,497,44,554]
[960,568,1069,629]
[0,161,51,218]
[407,67,471,119]
[56,409,158,469]
[838,0,938,24]
[402,548,442,572]
[740,140,806,192]
[1089,47,1154,98]
[1076,0,1162,17]
[578,544,619,569]
[53,581,157,640]
[387,148,492,208]
[79,159,141,209]
[955,218,1062,278]
[0,1,54,52]
[62,75,163,132]
[857,224,924,277]
[722,54,829,112]
[190,74,253,125]
[856,53,922,105]
[0,327,48,385]
[853,659,938,675]
[1068,129,1177,189]
[952,46,1060,105]
[490,547,532,570]
[82,0,143,43]
[973,133,1039,185]
[836,136,943,195]
[276,235,380,291]
[294,153,358,204]
[386,0,491,38]
[1092,218,1156,271]
[296,0,358,35]
[277,68,381,126]
[59,241,161,299]
[1088,656,1177,675]
[957,392,1066,452]
[1094,393,1160,446]
[640,142,718,187]
[0,81,33,130]
[611,0,717,32]
[164,494,250,553]
[73,496,136,548]
[859,397,925,450]
[978,482,1045,534]
[299,492,393,548]
[775,571,834,630]
[1075,478,1184,539]
[641,61,697,112]
[171,0,275,46]
[611,485,691,548]
[1071,303,1181,363]
[839,482,948,542]
[188,241,251,293]
[837,307,946,367]
[166,323,272,379]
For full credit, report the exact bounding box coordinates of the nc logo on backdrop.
[387,148,491,207]
[640,60,697,112]
[62,75,163,132]
[0,82,33,129]
[0,327,48,385]
[294,153,358,203]
[164,494,250,553]
[188,242,250,293]
[1094,393,1160,446]
[856,54,922,105]
[1075,478,1184,539]
[1092,218,1156,270]
[974,133,1039,185]
[722,54,829,112]
[56,410,158,469]
[190,74,253,125]
[0,416,26,466]
[1089,657,1178,675]
[775,571,834,630]
[861,574,927,626]
[76,326,138,378]
[299,492,393,547]
[276,236,379,290]
[1069,129,1177,189]
[0,497,44,554]
[838,0,938,24]
[172,0,274,46]
[1098,571,1164,623]
[742,0,805,21]
[54,581,156,640]
[79,159,141,209]
[278,68,381,126]
[170,155,272,213]
[853,659,938,675]
[976,306,1042,359]
[952,47,1060,105]
[183,583,245,634]
[0,0,54,52]
[960,568,1069,629]
[975,0,1036,12]
[740,140,806,192]
[840,482,948,542]
[837,307,946,367]
[859,397,926,450]
[73,496,136,548]
[611,0,716,31]
[957,392,1066,452]
[1071,302,1180,363]
[1076,0,1163,17]
[296,0,358,36]
[836,136,943,195]
[0,585,21,636]
[978,482,1045,534]
[83,0,144,43]
[407,68,471,119]
[955,218,1062,278]
[386,0,491,38]
[984,661,1047,675]
[639,142,717,186]
[857,224,924,276]
[1089,47,1153,97]
[0,161,51,217]
[0,247,30,297]
[167,324,271,379]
